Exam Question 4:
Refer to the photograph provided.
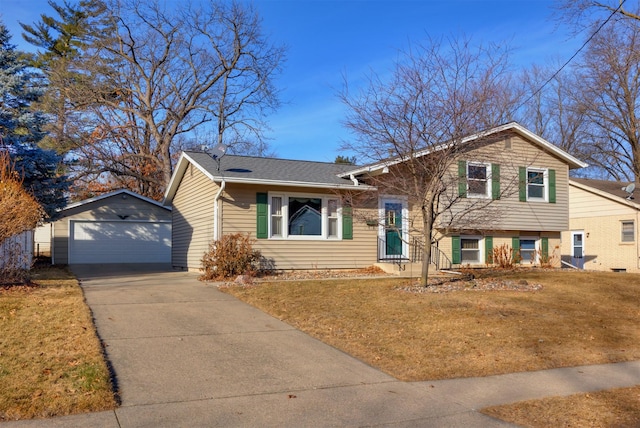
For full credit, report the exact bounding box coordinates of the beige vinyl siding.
[221,183,378,270]
[441,135,570,232]
[563,184,640,272]
[52,195,170,265]
[171,164,218,270]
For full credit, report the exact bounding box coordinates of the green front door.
[384,202,403,256]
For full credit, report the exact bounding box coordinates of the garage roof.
[61,189,170,213]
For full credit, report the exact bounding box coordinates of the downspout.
[350,174,359,186]
[213,180,226,241]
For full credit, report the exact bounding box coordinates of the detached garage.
[52,190,171,265]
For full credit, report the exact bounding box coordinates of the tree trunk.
[420,196,435,286]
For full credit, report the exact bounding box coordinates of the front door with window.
[379,198,407,259]
[571,231,584,269]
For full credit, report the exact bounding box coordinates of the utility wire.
[516,0,627,111]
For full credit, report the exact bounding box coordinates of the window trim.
[526,167,548,202]
[466,161,492,199]
[267,192,342,240]
[519,236,539,264]
[621,220,635,243]
[460,235,483,264]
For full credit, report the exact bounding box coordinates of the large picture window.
[268,193,341,239]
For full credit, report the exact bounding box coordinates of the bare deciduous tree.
[340,36,519,285]
[64,0,285,199]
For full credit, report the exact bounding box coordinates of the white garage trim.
[69,220,171,264]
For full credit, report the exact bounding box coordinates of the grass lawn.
[221,269,640,426]
[0,266,116,421]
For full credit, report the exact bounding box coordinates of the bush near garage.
[200,233,262,281]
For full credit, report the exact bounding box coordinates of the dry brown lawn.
[482,385,640,427]
[221,269,640,426]
[0,266,116,421]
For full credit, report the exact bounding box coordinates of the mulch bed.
[397,276,544,293]
[220,267,543,293]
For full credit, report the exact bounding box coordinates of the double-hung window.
[527,169,546,200]
[519,238,537,263]
[268,193,341,239]
[622,220,635,243]
[467,162,491,198]
[460,237,481,263]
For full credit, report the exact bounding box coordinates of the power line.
[516,0,627,111]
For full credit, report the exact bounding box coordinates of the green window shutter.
[549,169,556,203]
[519,167,527,202]
[458,160,467,198]
[485,236,493,264]
[512,236,520,264]
[342,206,353,240]
[452,236,461,264]
[256,193,268,239]
[541,237,549,260]
[491,164,500,200]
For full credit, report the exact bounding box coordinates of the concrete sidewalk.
[4,266,640,427]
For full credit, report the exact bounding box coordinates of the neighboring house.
[51,189,171,265]
[562,178,640,272]
[164,122,586,272]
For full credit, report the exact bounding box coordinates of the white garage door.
[69,221,171,264]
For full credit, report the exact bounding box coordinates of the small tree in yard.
[200,233,261,281]
[340,35,519,286]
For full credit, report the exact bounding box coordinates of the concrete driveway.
[69,265,508,427]
[7,265,640,427]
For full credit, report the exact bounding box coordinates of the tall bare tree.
[28,0,285,200]
[550,0,640,181]
[517,63,592,173]
[340,36,519,285]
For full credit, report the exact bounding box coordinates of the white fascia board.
[569,180,640,210]
[339,122,588,177]
[63,189,170,212]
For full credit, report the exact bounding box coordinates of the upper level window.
[622,220,635,243]
[527,168,547,201]
[467,162,491,198]
[269,193,341,239]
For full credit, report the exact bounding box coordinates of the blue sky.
[1,0,579,162]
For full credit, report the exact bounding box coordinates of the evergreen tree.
[0,21,67,216]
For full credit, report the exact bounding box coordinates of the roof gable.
[62,189,170,213]
[339,122,588,177]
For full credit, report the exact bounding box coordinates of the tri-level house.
[163,122,586,272]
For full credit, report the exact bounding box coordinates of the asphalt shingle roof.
[184,151,358,186]
[572,177,638,200]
